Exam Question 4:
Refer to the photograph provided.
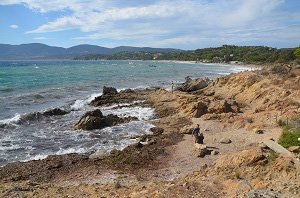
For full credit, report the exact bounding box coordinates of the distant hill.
[74,45,298,64]
[0,43,181,60]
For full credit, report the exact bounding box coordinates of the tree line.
[74,45,300,64]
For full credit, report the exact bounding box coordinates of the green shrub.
[278,127,300,148]
[277,119,286,126]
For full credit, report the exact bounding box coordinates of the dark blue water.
[0,60,249,166]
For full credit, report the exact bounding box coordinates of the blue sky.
[0,0,300,49]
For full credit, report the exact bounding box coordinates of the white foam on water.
[102,106,154,120]
[21,154,49,162]
[0,144,21,151]
[71,93,102,110]
[55,147,88,155]
[0,113,21,126]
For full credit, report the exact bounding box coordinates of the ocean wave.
[0,107,69,128]
[0,113,21,127]
[71,93,102,111]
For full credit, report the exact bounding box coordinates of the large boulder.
[208,100,239,114]
[194,101,208,118]
[175,77,210,92]
[103,86,118,95]
[74,109,138,130]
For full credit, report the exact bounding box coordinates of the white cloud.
[1,0,299,48]
[33,37,47,40]
[9,24,18,29]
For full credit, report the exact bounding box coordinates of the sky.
[0,0,300,50]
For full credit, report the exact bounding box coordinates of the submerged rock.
[42,108,69,116]
[74,109,138,130]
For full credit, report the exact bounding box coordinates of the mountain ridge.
[0,43,181,59]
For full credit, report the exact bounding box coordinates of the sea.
[0,60,249,166]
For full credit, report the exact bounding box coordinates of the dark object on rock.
[74,109,138,130]
[150,127,164,135]
[103,86,118,95]
[135,142,144,148]
[175,77,210,92]
[43,108,69,116]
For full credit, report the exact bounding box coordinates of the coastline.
[1,66,300,197]
[154,59,262,70]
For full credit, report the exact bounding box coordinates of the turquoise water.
[0,60,248,166]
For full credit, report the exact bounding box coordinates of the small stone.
[288,146,300,153]
[220,138,232,144]
[211,150,219,155]
[253,128,264,134]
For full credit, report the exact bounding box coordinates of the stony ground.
[1,67,300,197]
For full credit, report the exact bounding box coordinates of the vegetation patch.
[278,127,300,148]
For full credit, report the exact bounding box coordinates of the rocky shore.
[1,66,300,197]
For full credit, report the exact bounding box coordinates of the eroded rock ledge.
[74,109,138,130]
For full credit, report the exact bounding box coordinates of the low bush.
[278,127,300,148]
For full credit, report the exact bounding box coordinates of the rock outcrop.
[43,108,69,116]
[175,76,210,92]
[103,86,118,95]
[90,86,156,107]
[208,100,239,114]
[74,109,138,130]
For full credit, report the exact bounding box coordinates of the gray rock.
[220,138,232,144]
[175,77,210,92]
[247,190,279,198]
[211,150,219,155]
